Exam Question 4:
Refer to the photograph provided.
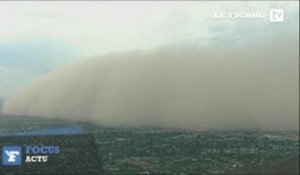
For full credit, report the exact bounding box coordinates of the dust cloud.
[2,33,299,130]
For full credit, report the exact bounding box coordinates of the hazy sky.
[0,1,298,98]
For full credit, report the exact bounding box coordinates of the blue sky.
[0,1,298,98]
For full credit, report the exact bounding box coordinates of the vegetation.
[0,115,299,174]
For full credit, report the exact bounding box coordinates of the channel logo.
[269,9,284,22]
[213,8,285,23]
[2,146,22,166]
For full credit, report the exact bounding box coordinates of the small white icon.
[270,9,284,22]
[5,150,20,162]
